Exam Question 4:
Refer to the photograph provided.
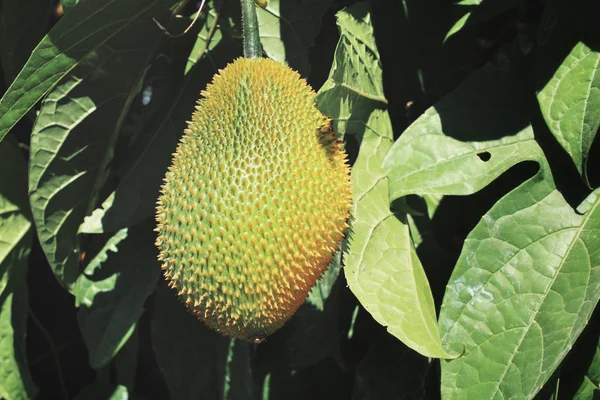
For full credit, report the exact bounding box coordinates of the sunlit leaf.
[538,41,600,183]
[318,2,452,359]
[440,174,600,399]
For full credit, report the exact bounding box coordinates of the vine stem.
[240,0,262,58]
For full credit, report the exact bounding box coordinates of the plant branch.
[240,0,262,58]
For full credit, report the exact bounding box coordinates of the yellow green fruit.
[155,57,352,342]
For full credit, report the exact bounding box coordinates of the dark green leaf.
[76,222,160,369]
[0,0,52,84]
[221,339,253,400]
[80,2,240,234]
[28,9,171,290]
[307,251,342,311]
[114,328,139,390]
[0,137,37,399]
[73,383,130,400]
[352,335,430,400]
[256,0,333,76]
[151,282,229,400]
[0,0,178,145]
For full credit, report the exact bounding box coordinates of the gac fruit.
[155,58,351,342]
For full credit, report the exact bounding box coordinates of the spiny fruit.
[155,57,352,342]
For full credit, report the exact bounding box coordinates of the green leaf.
[317,3,387,136]
[60,0,81,14]
[537,41,600,183]
[0,0,177,145]
[28,8,171,290]
[73,383,130,400]
[307,251,342,311]
[152,282,229,400]
[444,12,471,42]
[440,174,600,399]
[256,0,333,76]
[384,52,541,201]
[318,2,452,359]
[352,335,430,400]
[0,0,52,84]
[79,4,240,234]
[0,137,37,400]
[76,222,160,369]
[572,333,600,399]
[573,376,599,400]
[221,339,253,400]
[344,110,452,359]
[113,328,139,390]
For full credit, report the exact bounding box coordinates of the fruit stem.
[240,0,262,58]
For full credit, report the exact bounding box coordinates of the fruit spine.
[155,57,352,342]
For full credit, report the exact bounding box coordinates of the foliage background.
[0,0,599,399]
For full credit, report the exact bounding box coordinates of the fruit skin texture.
[155,57,352,342]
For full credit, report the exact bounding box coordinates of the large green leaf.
[0,0,52,84]
[75,222,160,369]
[318,2,451,359]
[440,174,600,399]
[256,0,333,76]
[28,10,172,290]
[0,137,37,400]
[151,283,229,400]
[0,0,178,145]
[538,41,600,183]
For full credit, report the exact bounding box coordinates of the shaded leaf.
[76,222,160,369]
[80,3,241,234]
[73,383,130,400]
[0,0,52,84]
[0,137,37,400]
[307,251,342,311]
[151,282,229,400]
[0,0,177,145]
[352,335,430,400]
[383,55,542,202]
[444,0,519,41]
[221,339,253,400]
[28,9,171,290]
[572,331,600,399]
[256,0,333,76]
[114,328,139,390]
[538,41,600,182]
[318,3,452,359]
